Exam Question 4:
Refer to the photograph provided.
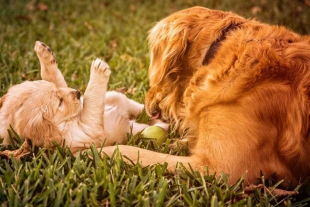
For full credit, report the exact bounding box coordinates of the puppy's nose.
[75,90,81,99]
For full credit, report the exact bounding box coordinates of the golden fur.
[101,7,310,187]
[0,41,149,157]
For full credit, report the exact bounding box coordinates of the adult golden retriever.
[101,7,310,187]
[0,41,150,158]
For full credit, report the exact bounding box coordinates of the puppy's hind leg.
[105,91,144,118]
[34,41,67,87]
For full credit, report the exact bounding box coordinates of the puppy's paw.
[34,41,56,65]
[91,58,111,78]
[149,119,170,131]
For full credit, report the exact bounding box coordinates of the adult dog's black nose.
[75,90,81,99]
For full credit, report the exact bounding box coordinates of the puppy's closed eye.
[59,98,63,107]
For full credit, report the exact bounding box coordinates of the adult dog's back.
[103,7,310,187]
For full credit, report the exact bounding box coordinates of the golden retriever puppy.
[0,41,148,158]
[100,7,310,187]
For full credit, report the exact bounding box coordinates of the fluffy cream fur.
[0,41,148,157]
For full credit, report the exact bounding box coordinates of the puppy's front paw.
[91,58,111,78]
[34,41,56,65]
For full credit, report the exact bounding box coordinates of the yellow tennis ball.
[141,126,167,145]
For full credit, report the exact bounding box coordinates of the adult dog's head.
[145,7,249,124]
[0,80,81,148]
[144,7,310,185]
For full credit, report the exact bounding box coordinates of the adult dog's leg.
[34,41,67,87]
[101,145,194,171]
[81,59,111,131]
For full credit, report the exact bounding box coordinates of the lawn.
[1,0,310,206]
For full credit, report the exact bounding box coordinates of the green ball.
[141,126,167,145]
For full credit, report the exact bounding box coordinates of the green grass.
[1,0,310,206]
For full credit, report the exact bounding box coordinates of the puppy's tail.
[99,145,194,172]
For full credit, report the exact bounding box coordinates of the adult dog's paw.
[34,41,56,65]
[91,58,111,77]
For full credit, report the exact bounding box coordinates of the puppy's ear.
[14,107,63,148]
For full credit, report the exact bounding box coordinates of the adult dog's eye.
[59,98,63,107]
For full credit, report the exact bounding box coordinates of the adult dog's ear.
[148,13,190,86]
[14,106,63,148]
[147,7,214,86]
